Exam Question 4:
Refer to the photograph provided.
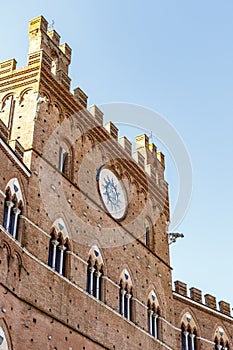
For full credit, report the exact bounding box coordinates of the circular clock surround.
[97,167,127,220]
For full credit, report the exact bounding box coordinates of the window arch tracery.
[147,290,160,339]
[119,269,133,321]
[181,312,198,350]
[3,178,23,240]
[48,218,70,276]
[86,245,103,300]
[214,327,230,350]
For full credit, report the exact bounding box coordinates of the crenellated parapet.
[0,15,167,192]
[174,280,232,317]
[28,15,71,89]
[103,120,166,188]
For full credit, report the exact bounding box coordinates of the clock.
[97,167,127,220]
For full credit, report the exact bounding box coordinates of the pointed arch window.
[119,269,133,321]
[86,246,103,300]
[59,145,73,179]
[181,312,197,350]
[214,327,230,350]
[48,234,68,275]
[0,93,15,132]
[181,325,197,350]
[48,219,70,276]
[215,339,229,350]
[3,179,23,240]
[144,218,153,249]
[147,290,160,339]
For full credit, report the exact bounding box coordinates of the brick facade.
[0,15,232,350]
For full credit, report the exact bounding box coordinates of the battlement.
[87,106,166,186]
[0,15,167,194]
[0,59,17,76]
[174,280,232,316]
[28,15,71,89]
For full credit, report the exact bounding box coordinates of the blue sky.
[0,1,233,307]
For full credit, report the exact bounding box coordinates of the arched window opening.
[86,246,103,301]
[181,327,197,350]
[48,233,68,276]
[119,282,132,320]
[181,313,197,350]
[51,51,59,76]
[215,339,229,350]
[0,94,15,132]
[119,269,133,321]
[147,290,160,339]
[181,324,186,350]
[144,218,153,249]
[59,147,68,173]
[214,326,230,350]
[3,179,23,240]
[59,145,73,179]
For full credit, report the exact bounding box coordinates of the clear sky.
[0,1,233,307]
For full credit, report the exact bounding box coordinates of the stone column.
[89,267,95,295]
[190,333,195,350]
[12,207,21,239]
[153,314,158,339]
[184,332,189,350]
[58,245,67,275]
[51,240,59,269]
[148,310,153,334]
[95,271,102,300]
[5,201,14,231]
[126,293,132,320]
[121,289,126,316]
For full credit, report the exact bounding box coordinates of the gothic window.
[3,179,23,240]
[214,327,230,350]
[144,218,153,249]
[59,147,68,172]
[181,325,197,350]
[181,312,198,350]
[0,94,15,131]
[147,290,160,339]
[119,269,133,321]
[86,246,103,300]
[59,145,73,179]
[48,219,70,276]
[48,234,68,275]
[215,339,229,350]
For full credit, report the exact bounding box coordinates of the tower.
[0,15,232,350]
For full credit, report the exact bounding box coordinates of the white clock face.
[98,168,127,220]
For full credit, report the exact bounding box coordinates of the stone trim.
[102,276,120,289]
[67,251,88,265]
[0,138,31,177]
[20,215,50,237]
[0,190,6,198]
